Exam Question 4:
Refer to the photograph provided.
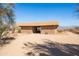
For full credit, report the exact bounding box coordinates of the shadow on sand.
[0,37,15,47]
[23,39,79,56]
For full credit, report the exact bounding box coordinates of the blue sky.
[15,3,79,26]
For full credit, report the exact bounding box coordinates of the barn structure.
[17,21,59,34]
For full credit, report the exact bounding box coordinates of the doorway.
[32,26,41,33]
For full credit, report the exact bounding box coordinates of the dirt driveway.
[0,32,79,56]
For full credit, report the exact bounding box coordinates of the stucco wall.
[41,25,58,34]
[41,29,56,34]
[20,26,33,33]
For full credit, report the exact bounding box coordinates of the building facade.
[17,21,59,34]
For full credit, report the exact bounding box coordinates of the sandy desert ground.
[0,31,79,56]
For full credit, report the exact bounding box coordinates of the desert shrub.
[0,25,8,39]
[15,27,21,33]
[18,28,21,33]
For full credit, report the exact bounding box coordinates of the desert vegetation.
[57,26,79,34]
[68,27,79,34]
[0,3,15,46]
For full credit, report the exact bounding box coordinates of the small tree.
[0,3,15,40]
